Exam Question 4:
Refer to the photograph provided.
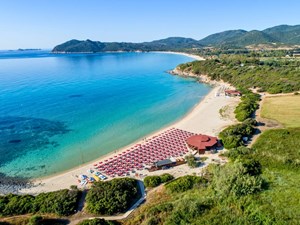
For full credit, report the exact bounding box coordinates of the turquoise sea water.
[0,51,211,178]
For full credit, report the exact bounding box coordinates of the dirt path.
[248,94,282,147]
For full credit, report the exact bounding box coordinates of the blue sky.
[1,0,300,49]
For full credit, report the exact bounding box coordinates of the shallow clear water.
[0,51,211,178]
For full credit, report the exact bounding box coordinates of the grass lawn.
[261,95,300,128]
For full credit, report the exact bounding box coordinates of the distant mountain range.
[52,24,300,53]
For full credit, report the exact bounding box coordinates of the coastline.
[5,51,239,195]
[19,86,239,195]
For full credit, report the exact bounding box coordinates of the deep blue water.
[0,51,211,178]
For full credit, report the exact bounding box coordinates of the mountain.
[198,24,300,47]
[52,24,300,53]
[263,24,300,44]
[198,29,247,46]
[52,37,203,53]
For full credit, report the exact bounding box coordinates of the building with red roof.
[225,90,242,97]
[186,134,220,154]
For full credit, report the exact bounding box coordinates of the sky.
[1,0,300,49]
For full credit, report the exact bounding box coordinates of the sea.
[0,50,211,178]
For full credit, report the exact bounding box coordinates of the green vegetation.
[234,92,260,121]
[165,175,207,193]
[185,154,197,168]
[178,55,300,94]
[0,215,69,225]
[125,158,266,225]
[261,95,300,127]
[78,218,119,225]
[251,128,300,224]
[0,189,80,217]
[85,178,140,215]
[143,174,174,188]
[219,118,256,149]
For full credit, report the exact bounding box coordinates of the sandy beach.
[153,51,205,61]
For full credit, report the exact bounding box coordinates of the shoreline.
[18,83,239,195]
[151,51,205,61]
[4,51,239,195]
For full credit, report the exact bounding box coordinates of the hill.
[199,24,300,48]
[263,24,300,44]
[52,37,203,53]
[198,29,247,46]
[52,24,300,53]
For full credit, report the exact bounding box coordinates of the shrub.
[0,189,80,217]
[234,93,260,122]
[185,154,197,168]
[165,175,206,193]
[86,178,139,215]
[144,176,161,188]
[211,162,264,198]
[144,174,174,188]
[238,157,262,176]
[160,174,174,183]
[219,121,255,149]
[224,146,253,161]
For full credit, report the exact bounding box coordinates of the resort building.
[186,134,220,154]
[224,90,242,97]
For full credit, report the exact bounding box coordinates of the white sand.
[153,51,205,61]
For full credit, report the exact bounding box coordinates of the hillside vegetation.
[0,189,81,217]
[178,55,300,94]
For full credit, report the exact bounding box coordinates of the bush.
[144,174,174,188]
[211,162,264,198]
[86,178,139,215]
[160,174,174,183]
[234,93,260,122]
[219,121,255,149]
[224,146,253,161]
[238,157,262,176]
[185,154,197,168]
[0,189,80,217]
[144,176,161,188]
[165,175,206,193]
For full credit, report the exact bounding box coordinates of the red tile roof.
[186,134,218,150]
[225,90,241,95]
